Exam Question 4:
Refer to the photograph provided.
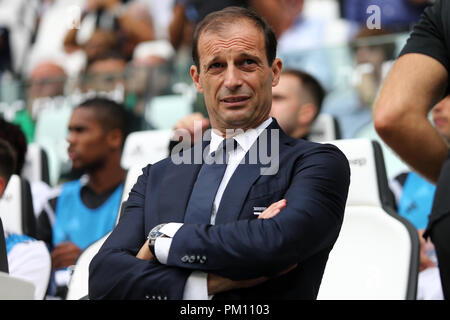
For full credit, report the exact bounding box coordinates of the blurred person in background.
[132,0,175,41]
[390,96,450,300]
[0,117,27,176]
[64,0,155,63]
[350,28,397,110]
[80,53,143,131]
[323,28,396,138]
[0,138,51,300]
[81,53,126,94]
[168,0,248,51]
[270,69,325,140]
[13,60,68,144]
[374,0,450,298]
[129,39,176,125]
[0,115,52,218]
[36,97,129,298]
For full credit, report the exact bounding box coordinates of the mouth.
[220,95,250,107]
[68,148,76,160]
[434,117,447,127]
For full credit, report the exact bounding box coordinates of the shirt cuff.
[160,222,183,237]
[154,222,183,264]
[182,271,210,300]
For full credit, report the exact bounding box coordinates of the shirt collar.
[209,117,273,154]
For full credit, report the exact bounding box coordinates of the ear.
[271,58,283,87]
[190,65,203,93]
[107,128,123,150]
[298,103,318,126]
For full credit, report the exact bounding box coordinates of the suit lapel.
[155,141,208,223]
[215,119,293,224]
[214,156,262,224]
[156,122,294,225]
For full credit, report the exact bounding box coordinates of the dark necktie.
[184,138,237,224]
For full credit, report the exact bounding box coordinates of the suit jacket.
[89,119,350,300]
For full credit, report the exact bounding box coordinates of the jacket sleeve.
[166,144,351,280]
[88,164,191,300]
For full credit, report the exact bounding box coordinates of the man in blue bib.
[36,97,129,298]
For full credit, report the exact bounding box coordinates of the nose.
[223,65,243,91]
[67,130,76,145]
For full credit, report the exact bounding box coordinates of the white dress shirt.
[154,117,273,299]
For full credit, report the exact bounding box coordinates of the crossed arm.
[135,199,293,295]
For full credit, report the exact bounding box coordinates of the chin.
[71,164,85,172]
[225,117,252,130]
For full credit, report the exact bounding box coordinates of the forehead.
[197,19,266,63]
[31,64,65,80]
[441,96,450,107]
[69,108,101,127]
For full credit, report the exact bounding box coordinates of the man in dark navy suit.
[89,6,350,300]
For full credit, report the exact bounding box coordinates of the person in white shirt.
[89,6,350,300]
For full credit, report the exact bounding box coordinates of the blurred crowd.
[0,0,431,142]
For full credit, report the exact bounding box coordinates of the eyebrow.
[204,52,263,67]
[68,124,87,131]
[239,52,262,62]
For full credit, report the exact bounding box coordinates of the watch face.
[149,229,158,239]
[148,224,165,242]
[148,224,167,259]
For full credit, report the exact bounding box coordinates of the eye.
[209,62,224,70]
[70,126,85,134]
[244,59,256,65]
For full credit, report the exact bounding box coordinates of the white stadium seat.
[0,175,36,237]
[0,271,35,300]
[309,113,341,142]
[121,129,173,170]
[21,142,50,185]
[65,233,109,300]
[317,139,419,300]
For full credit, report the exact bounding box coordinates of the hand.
[136,239,155,261]
[258,199,287,219]
[207,273,268,295]
[172,112,209,144]
[51,242,82,270]
[208,199,291,295]
[207,263,298,295]
[418,230,436,272]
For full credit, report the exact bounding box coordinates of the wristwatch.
[147,223,167,259]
